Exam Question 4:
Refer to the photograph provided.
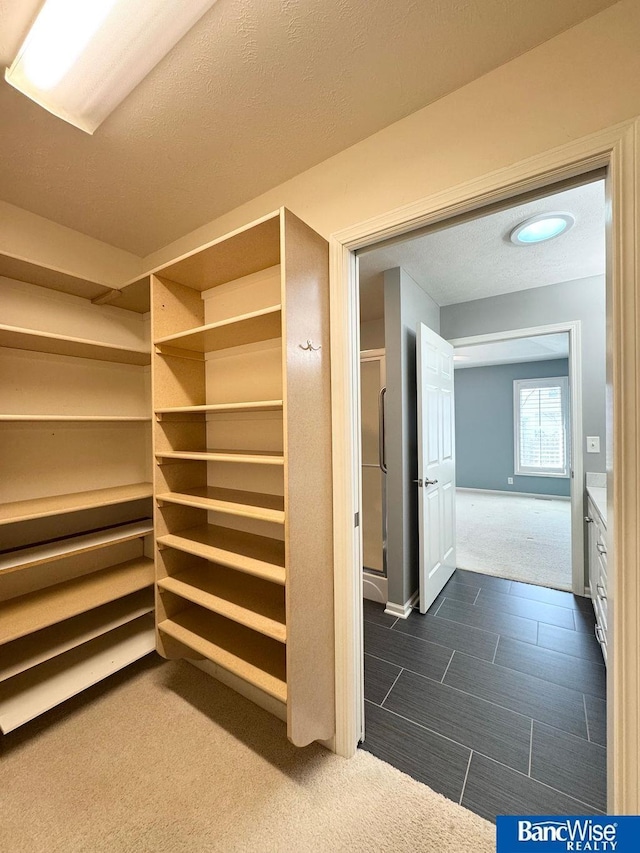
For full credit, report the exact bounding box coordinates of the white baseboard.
[384,589,419,620]
[363,571,388,603]
[456,486,571,501]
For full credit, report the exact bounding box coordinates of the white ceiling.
[453,333,569,369]
[358,179,606,321]
[0,0,618,257]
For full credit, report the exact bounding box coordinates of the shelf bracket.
[91,289,122,306]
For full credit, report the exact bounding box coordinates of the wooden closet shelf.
[0,615,155,734]
[0,415,151,422]
[0,588,154,684]
[0,555,154,646]
[0,483,153,526]
[156,487,284,523]
[154,305,282,354]
[156,450,284,465]
[158,567,286,643]
[151,213,280,291]
[0,324,151,365]
[0,519,153,575]
[159,609,287,703]
[155,400,283,416]
[157,524,286,586]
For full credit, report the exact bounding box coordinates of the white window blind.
[514,377,570,477]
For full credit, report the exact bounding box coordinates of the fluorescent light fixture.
[5,0,219,134]
[510,212,575,245]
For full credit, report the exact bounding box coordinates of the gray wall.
[441,276,606,479]
[455,359,570,497]
[384,267,440,607]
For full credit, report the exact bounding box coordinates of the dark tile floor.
[360,569,607,823]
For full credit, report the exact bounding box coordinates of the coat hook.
[299,339,321,351]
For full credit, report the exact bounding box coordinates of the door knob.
[424,478,439,486]
[413,478,423,487]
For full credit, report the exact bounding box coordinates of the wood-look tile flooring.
[360,569,607,822]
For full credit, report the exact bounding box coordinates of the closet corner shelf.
[0,519,153,575]
[0,324,151,365]
[155,450,284,466]
[154,305,282,355]
[158,609,287,703]
[156,487,284,523]
[0,415,151,423]
[0,588,154,684]
[0,555,154,646]
[0,615,155,734]
[155,400,283,416]
[158,567,286,643]
[0,483,153,526]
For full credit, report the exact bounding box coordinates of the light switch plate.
[587,436,601,453]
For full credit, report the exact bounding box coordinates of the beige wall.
[142,0,640,271]
[0,200,142,287]
[360,318,385,352]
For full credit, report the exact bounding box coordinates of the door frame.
[448,321,584,595]
[329,118,640,814]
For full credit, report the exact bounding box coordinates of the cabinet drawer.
[594,584,607,631]
[595,559,608,631]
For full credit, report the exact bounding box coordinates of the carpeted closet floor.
[1,655,494,853]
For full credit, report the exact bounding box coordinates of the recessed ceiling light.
[510,213,575,245]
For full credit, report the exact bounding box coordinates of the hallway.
[361,569,606,822]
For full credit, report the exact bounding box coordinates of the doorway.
[354,176,608,820]
[451,326,580,594]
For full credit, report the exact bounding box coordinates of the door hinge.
[354,512,360,527]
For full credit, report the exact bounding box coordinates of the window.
[514,376,570,477]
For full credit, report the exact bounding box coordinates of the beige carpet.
[456,489,572,590]
[0,656,494,853]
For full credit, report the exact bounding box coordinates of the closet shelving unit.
[0,267,154,733]
[152,208,335,747]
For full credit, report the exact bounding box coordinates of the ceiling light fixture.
[5,0,219,134]
[510,212,575,245]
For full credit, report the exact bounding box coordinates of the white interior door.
[417,323,456,613]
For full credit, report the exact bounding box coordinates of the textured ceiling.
[454,334,569,369]
[0,0,618,256]
[359,180,605,321]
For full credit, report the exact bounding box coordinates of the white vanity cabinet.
[586,491,608,664]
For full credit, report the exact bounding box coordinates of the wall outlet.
[587,436,601,454]
[507,477,514,484]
